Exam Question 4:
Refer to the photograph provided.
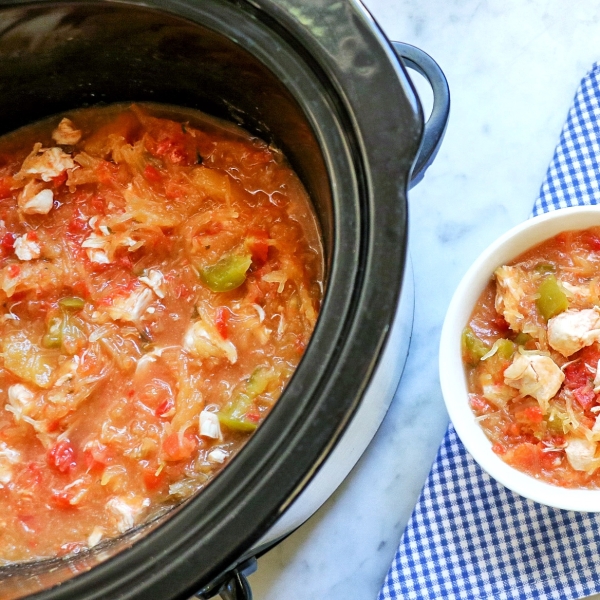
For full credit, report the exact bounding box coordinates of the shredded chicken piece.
[14,235,41,261]
[18,180,54,215]
[565,438,600,472]
[0,442,20,485]
[207,448,228,463]
[494,265,527,332]
[106,288,154,323]
[17,143,75,182]
[504,352,564,411]
[199,410,221,439]
[81,232,111,264]
[106,495,150,533]
[52,118,82,146]
[480,382,517,407]
[87,526,104,548]
[6,384,36,421]
[139,269,166,299]
[561,281,594,305]
[262,270,287,293]
[183,311,237,364]
[548,307,600,357]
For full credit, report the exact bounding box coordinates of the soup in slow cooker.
[463,226,600,488]
[0,104,322,561]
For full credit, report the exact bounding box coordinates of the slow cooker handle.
[194,557,256,600]
[391,42,450,188]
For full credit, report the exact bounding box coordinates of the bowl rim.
[439,204,600,512]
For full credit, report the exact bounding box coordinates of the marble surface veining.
[248,1,600,599]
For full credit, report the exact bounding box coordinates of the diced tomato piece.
[155,139,173,157]
[46,419,61,433]
[52,171,68,188]
[0,233,15,249]
[175,283,191,299]
[246,147,272,166]
[97,295,114,307]
[118,255,133,270]
[17,463,42,490]
[204,221,224,236]
[17,514,37,532]
[162,432,197,461]
[584,231,600,251]
[215,307,230,339]
[294,336,306,355]
[469,395,489,414]
[165,182,183,200]
[245,412,260,423]
[247,228,269,266]
[7,264,20,278]
[96,162,117,186]
[245,281,264,304]
[143,164,162,182]
[68,209,89,234]
[71,280,90,299]
[90,195,105,214]
[492,315,510,331]
[506,442,542,472]
[143,467,166,491]
[58,542,83,555]
[51,491,77,510]
[47,440,76,474]
[505,423,521,437]
[555,232,568,247]
[87,443,113,468]
[580,344,600,367]
[26,231,38,242]
[523,405,544,423]
[168,146,187,164]
[492,443,506,455]
[155,398,175,418]
[0,177,13,199]
[547,434,566,447]
[563,361,590,390]
[573,384,596,410]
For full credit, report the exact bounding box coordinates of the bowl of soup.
[440,205,600,511]
[0,0,449,597]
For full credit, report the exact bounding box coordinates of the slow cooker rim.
[0,1,421,598]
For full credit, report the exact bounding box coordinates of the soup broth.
[0,103,322,561]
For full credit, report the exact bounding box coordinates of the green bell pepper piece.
[218,367,276,432]
[514,332,532,346]
[495,338,515,360]
[42,313,86,355]
[199,253,252,293]
[461,326,490,366]
[534,263,555,274]
[536,274,568,320]
[42,316,63,349]
[58,296,85,311]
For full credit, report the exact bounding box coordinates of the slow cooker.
[0,1,449,598]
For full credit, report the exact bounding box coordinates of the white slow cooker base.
[255,257,415,548]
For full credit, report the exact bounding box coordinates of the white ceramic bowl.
[439,205,600,511]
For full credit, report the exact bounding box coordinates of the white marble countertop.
[248,1,600,598]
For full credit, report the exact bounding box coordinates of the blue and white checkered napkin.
[378,63,600,600]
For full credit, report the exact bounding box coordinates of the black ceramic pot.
[0,1,449,599]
